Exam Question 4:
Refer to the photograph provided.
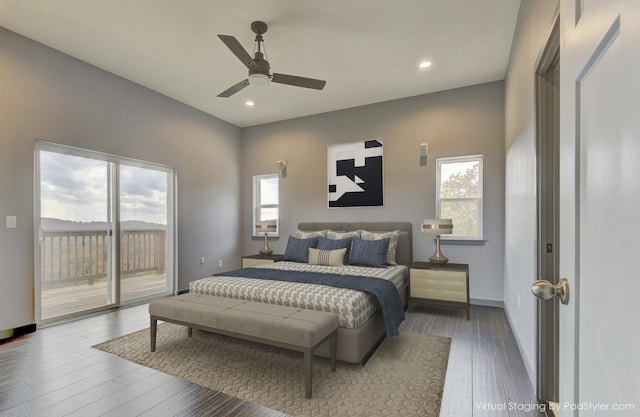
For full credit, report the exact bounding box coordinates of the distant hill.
[41,218,166,231]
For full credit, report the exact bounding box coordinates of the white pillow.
[326,230,361,239]
[294,229,327,239]
[308,248,347,266]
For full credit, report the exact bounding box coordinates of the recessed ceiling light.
[245,100,255,107]
[419,61,432,69]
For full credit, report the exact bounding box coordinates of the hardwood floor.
[403,305,546,417]
[0,304,545,416]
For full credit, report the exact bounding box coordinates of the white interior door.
[558,0,640,415]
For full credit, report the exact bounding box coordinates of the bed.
[189,221,412,364]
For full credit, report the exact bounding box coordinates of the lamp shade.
[255,220,277,235]
[421,219,453,235]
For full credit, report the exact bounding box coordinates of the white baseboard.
[469,299,537,389]
[503,305,537,388]
[470,298,504,307]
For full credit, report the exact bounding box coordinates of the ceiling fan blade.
[271,73,326,90]
[218,35,257,69]
[217,79,250,97]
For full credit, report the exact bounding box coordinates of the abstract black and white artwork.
[328,139,383,208]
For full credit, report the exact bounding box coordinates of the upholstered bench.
[149,293,338,398]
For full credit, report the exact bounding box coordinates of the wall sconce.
[276,160,287,178]
[419,143,428,166]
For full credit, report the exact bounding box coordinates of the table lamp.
[421,219,453,264]
[255,220,277,255]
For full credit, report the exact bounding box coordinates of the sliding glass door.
[119,164,170,302]
[35,142,175,322]
[37,150,115,320]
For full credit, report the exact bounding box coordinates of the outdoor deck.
[41,273,168,320]
[39,227,168,320]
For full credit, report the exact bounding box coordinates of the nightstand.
[409,262,470,320]
[241,254,284,268]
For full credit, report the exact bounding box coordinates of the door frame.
[34,140,177,324]
[534,16,560,407]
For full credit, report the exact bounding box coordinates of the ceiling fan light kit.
[248,73,270,87]
[217,21,326,98]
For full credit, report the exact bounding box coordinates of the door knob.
[531,278,569,305]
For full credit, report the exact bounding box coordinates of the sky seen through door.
[40,151,167,225]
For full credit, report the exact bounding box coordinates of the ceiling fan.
[217,21,327,98]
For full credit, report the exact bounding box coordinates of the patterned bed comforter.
[189,261,408,329]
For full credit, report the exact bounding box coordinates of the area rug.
[93,323,451,417]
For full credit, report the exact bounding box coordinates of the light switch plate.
[6,216,17,229]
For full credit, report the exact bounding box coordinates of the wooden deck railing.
[41,229,166,289]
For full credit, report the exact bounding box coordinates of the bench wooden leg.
[150,317,157,352]
[304,348,313,399]
[330,330,337,372]
[188,327,193,337]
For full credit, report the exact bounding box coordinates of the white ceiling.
[0,0,521,128]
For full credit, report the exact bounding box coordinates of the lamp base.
[429,253,449,265]
[259,233,273,256]
[429,235,449,265]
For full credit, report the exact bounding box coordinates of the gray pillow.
[283,236,318,263]
[348,237,390,268]
[360,230,400,265]
[317,236,352,264]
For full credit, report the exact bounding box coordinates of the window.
[436,155,483,240]
[252,173,279,236]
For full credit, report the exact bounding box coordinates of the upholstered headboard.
[297,221,413,266]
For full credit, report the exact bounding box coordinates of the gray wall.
[241,81,506,303]
[0,27,242,331]
[503,0,558,382]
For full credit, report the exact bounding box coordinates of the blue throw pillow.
[349,237,390,268]
[283,236,318,263]
[317,236,352,264]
